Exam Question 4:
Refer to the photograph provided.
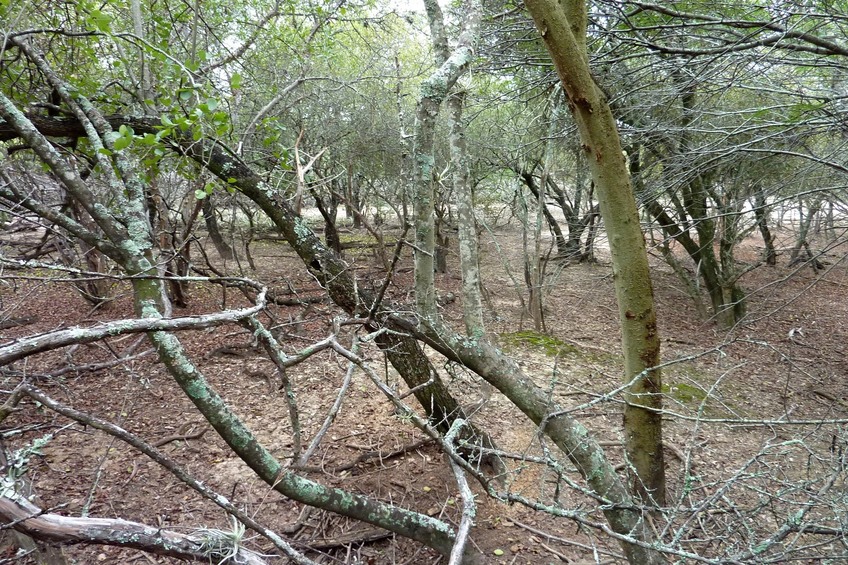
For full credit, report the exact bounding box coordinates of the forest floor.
[1,222,847,564]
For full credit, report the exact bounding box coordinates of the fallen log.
[0,495,268,564]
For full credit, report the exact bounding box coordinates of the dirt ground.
[1,222,847,564]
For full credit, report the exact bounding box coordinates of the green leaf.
[206,98,218,111]
[88,9,113,32]
[230,73,242,90]
[97,147,112,156]
[194,189,208,200]
[113,136,132,151]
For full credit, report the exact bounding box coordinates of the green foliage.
[500,330,578,357]
[1,433,55,498]
[195,516,251,565]
[661,382,707,404]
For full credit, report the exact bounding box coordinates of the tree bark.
[0,495,268,564]
[525,0,666,509]
[448,96,486,337]
[201,194,236,260]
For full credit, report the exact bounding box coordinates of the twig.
[294,438,435,474]
[153,425,208,448]
[296,341,357,467]
[510,519,624,560]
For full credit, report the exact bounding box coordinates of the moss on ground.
[500,330,579,357]
[662,381,708,403]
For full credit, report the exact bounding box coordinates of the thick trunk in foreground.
[525,0,666,507]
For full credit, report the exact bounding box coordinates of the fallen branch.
[293,529,393,551]
[0,495,268,564]
[153,424,208,448]
[0,316,39,331]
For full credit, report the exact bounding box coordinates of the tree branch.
[0,495,269,564]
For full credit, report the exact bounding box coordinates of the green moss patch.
[338,232,378,245]
[662,382,708,403]
[500,330,579,357]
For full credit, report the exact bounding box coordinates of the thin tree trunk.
[413,0,481,319]
[790,197,821,265]
[526,0,666,512]
[447,91,485,335]
[754,188,777,266]
[313,190,341,255]
[201,194,235,260]
[520,169,569,256]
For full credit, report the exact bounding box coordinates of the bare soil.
[1,224,847,564]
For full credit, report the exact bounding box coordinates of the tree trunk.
[519,169,569,256]
[525,0,666,510]
[790,197,821,265]
[448,92,485,335]
[754,188,777,266]
[201,194,235,261]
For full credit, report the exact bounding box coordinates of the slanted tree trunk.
[754,187,777,266]
[526,0,666,511]
[518,168,569,256]
[790,197,822,267]
[201,194,235,261]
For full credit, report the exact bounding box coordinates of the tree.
[525,0,666,507]
[5,2,848,564]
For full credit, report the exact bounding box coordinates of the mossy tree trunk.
[525,0,666,507]
[447,90,485,336]
[413,0,481,319]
